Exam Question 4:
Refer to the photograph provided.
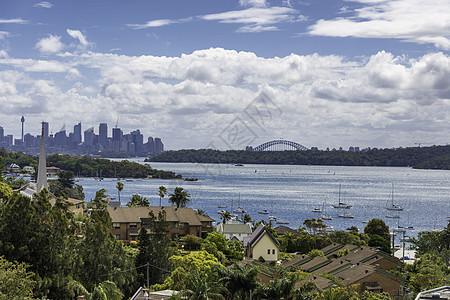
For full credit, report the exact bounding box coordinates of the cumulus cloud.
[67,29,88,46]
[239,0,267,7]
[1,48,449,148]
[308,0,450,50]
[34,2,53,8]
[35,35,64,54]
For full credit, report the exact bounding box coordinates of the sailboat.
[320,203,332,220]
[386,183,403,211]
[332,184,352,209]
[233,193,246,213]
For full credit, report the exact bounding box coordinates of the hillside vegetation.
[148,145,450,170]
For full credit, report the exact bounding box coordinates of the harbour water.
[80,160,450,238]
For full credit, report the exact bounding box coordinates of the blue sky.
[0,0,449,150]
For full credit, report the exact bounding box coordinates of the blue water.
[80,160,450,240]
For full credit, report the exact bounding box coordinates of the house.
[46,166,61,175]
[216,223,252,242]
[5,163,20,173]
[23,166,35,174]
[107,206,214,241]
[243,224,280,262]
[282,243,403,297]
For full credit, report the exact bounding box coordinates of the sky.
[0,0,449,150]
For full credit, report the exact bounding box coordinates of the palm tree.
[69,280,123,300]
[219,210,232,224]
[218,264,259,299]
[168,187,190,208]
[116,181,124,203]
[242,213,252,224]
[158,185,167,206]
[254,273,300,300]
[181,269,227,300]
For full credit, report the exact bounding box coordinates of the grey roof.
[415,286,450,300]
[217,223,252,234]
[244,223,280,248]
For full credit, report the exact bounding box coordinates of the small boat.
[386,214,400,219]
[269,215,277,221]
[233,207,246,213]
[338,212,354,218]
[218,205,227,208]
[312,207,322,213]
[386,183,403,211]
[218,210,227,214]
[332,184,352,209]
[276,220,289,224]
[234,164,244,166]
[258,209,269,214]
[320,214,332,220]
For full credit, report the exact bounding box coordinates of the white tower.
[37,122,48,192]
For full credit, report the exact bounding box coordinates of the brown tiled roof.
[296,275,335,291]
[311,258,352,275]
[299,256,330,272]
[333,263,376,284]
[107,206,213,226]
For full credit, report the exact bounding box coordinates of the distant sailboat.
[233,193,246,213]
[386,183,403,211]
[320,202,332,220]
[332,184,352,209]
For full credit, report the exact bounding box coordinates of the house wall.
[369,257,399,271]
[352,273,401,297]
[252,234,279,262]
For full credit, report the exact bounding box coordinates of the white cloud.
[0,31,10,39]
[128,19,178,29]
[239,0,267,7]
[34,2,53,9]
[202,7,302,32]
[0,18,28,24]
[308,0,450,50]
[1,48,449,149]
[35,35,64,54]
[67,29,88,46]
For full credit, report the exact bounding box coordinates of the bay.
[80,160,450,240]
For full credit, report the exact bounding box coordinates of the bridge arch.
[252,140,309,151]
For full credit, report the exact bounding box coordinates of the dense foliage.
[148,145,450,169]
[0,148,182,179]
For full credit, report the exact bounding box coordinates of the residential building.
[216,223,252,242]
[243,223,280,262]
[107,206,215,241]
[415,286,450,300]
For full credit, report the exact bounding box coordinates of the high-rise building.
[147,137,155,154]
[23,133,35,148]
[130,130,143,153]
[0,126,4,142]
[155,138,164,154]
[74,122,82,144]
[99,123,108,146]
[84,127,94,146]
[54,130,67,147]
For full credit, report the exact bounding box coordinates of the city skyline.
[0,118,165,155]
[0,0,449,150]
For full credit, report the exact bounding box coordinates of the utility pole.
[146,263,149,288]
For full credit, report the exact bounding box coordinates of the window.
[272,249,275,255]
[129,222,137,228]
[179,223,185,229]
[131,236,137,241]
[112,223,120,229]
[267,249,271,255]
[115,234,120,240]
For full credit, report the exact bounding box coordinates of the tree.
[242,213,252,224]
[116,181,124,203]
[219,210,232,224]
[69,280,123,300]
[57,170,75,188]
[218,264,259,299]
[180,269,227,300]
[0,256,35,299]
[364,218,390,241]
[158,185,167,206]
[168,187,190,208]
[254,272,300,300]
[0,181,13,201]
[126,193,150,207]
[135,227,151,287]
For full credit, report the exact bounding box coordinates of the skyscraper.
[130,130,143,153]
[99,123,108,146]
[147,137,155,154]
[74,122,82,144]
[84,127,94,146]
[43,122,49,139]
[0,126,4,142]
[155,138,164,154]
[37,122,48,192]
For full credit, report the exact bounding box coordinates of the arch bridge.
[252,140,309,151]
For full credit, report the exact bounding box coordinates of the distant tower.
[21,115,25,142]
[37,122,48,192]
